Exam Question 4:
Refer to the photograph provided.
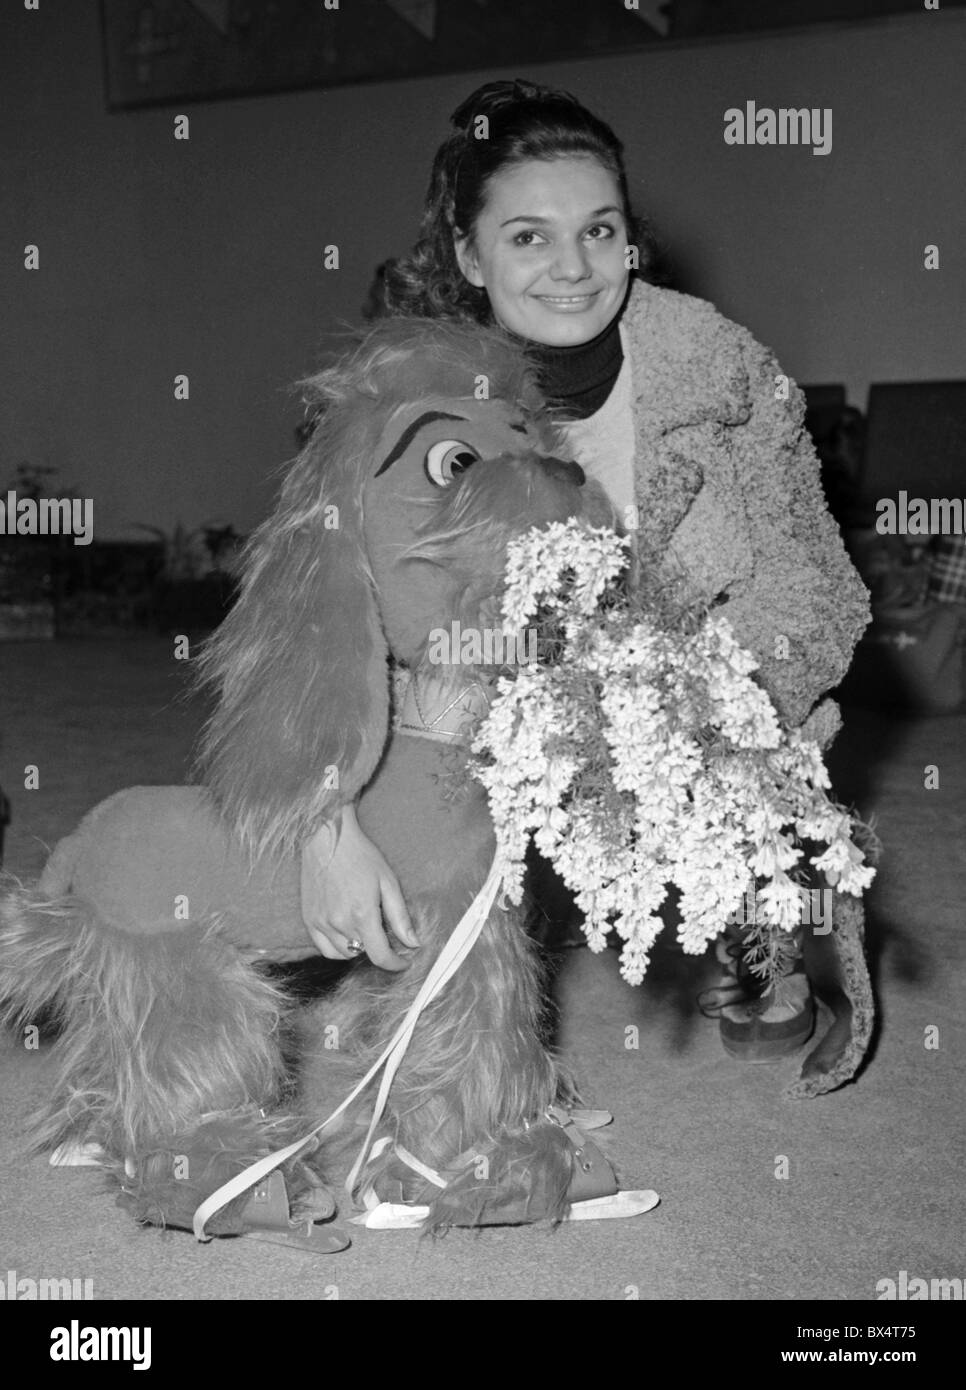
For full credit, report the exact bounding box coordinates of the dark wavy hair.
[384,79,663,323]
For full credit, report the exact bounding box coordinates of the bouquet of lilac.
[472,520,876,987]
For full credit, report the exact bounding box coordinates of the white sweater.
[559,321,638,530]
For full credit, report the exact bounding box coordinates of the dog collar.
[394,669,495,745]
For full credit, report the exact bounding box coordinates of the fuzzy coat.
[621,280,871,741]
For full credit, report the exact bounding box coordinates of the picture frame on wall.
[100,0,956,112]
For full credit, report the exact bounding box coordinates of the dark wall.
[2,6,963,538]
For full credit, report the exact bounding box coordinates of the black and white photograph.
[1,0,964,1337]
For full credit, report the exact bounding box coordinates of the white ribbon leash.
[192,851,506,1241]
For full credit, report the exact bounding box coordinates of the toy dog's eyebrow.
[375,411,467,476]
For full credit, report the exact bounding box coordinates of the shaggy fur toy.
[0,319,619,1235]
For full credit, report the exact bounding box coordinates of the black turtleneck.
[515,312,624,420]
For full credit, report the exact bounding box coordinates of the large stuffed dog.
[0,318,630,1238]
[0,314,873,1239]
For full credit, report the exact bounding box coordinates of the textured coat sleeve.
[714,331,871,730]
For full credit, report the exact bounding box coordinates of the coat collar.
[619,280,752,436]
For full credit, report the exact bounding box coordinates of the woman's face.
[454,156,630,346]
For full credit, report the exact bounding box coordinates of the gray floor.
[1,640,963,1299]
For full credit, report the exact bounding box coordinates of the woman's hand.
[300,805,419,970]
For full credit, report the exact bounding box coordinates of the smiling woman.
[338,78,871,1074]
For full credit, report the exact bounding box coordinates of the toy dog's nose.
[542,455,586,487]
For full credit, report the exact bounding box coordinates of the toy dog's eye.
[424,440,481,487]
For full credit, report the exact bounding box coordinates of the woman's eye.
[585,222,616,241]
[424,440,481,487]
[513,230,545,247]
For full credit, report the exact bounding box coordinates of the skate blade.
[244,1224,351,1254]
[566,1189,660,1220]
[352,1188,660,1230]
[567,1108,613,1131]
[50,1141,106,1168]
[50,1143,137,1179]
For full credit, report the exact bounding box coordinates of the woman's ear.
[453,230,485,288]
[196,443,390,862]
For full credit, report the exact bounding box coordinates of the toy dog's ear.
[196,441,389,861]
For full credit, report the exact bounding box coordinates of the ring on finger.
[345,938,365,956]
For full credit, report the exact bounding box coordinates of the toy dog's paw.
[238,1169,351,1253]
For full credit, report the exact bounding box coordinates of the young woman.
[300,79,870,1059]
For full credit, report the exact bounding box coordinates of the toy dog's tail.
[0,884,288,1160]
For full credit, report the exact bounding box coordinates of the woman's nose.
[550,241,591,281]
[542,456,586,487]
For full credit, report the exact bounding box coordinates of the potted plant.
[0,463,66,640]
[134,520,241,635]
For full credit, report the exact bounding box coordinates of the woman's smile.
[533,293,600,307]
[532,291,602,310]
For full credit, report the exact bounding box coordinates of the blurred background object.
[101,1,961,110]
